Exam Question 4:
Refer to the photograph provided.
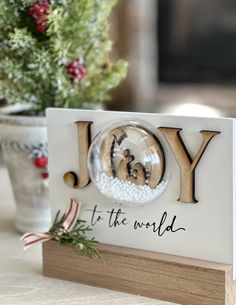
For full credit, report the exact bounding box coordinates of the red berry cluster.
[66,59,86,82]
[28,0,49,32]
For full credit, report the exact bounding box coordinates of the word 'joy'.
[63,121,220,203]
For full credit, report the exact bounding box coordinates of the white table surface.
[0,165,176,305]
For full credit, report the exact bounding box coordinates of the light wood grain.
[63,121,92,189]
[43,240,236,305]
[159,127,220,203]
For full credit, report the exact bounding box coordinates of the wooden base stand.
[43,240,236,305]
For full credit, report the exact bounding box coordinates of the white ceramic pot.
[0,115,51,233]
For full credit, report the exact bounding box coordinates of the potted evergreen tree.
[0,0,127,233]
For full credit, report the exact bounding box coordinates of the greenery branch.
[48,210,103,261]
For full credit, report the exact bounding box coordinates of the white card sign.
[47,108,236,279]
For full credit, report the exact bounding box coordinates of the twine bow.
[20,198,81,250]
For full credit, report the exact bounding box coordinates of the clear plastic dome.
[88,119,171,206]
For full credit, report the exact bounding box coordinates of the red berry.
[28,0,49,32]
[36,23,47,32]
[66,59,86,82]
[34,156,48,168]
[41,172,49,179]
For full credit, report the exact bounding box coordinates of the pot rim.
[0,114,46,127]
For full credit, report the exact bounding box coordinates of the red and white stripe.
[20,198,81,250]
[20,232,52,250]
[62,198,81,232]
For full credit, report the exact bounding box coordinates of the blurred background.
[111,0,236,117]
[1,0,236,116]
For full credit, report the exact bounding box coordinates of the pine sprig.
[48,210,102,261]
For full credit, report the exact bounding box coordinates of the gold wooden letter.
[159,127,220,203]
[64,121,92,189]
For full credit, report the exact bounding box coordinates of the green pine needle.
[48,211,103,261]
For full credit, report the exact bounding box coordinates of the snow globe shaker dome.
[88,119,170,206]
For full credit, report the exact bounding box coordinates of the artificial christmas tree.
[0,0,127,115]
